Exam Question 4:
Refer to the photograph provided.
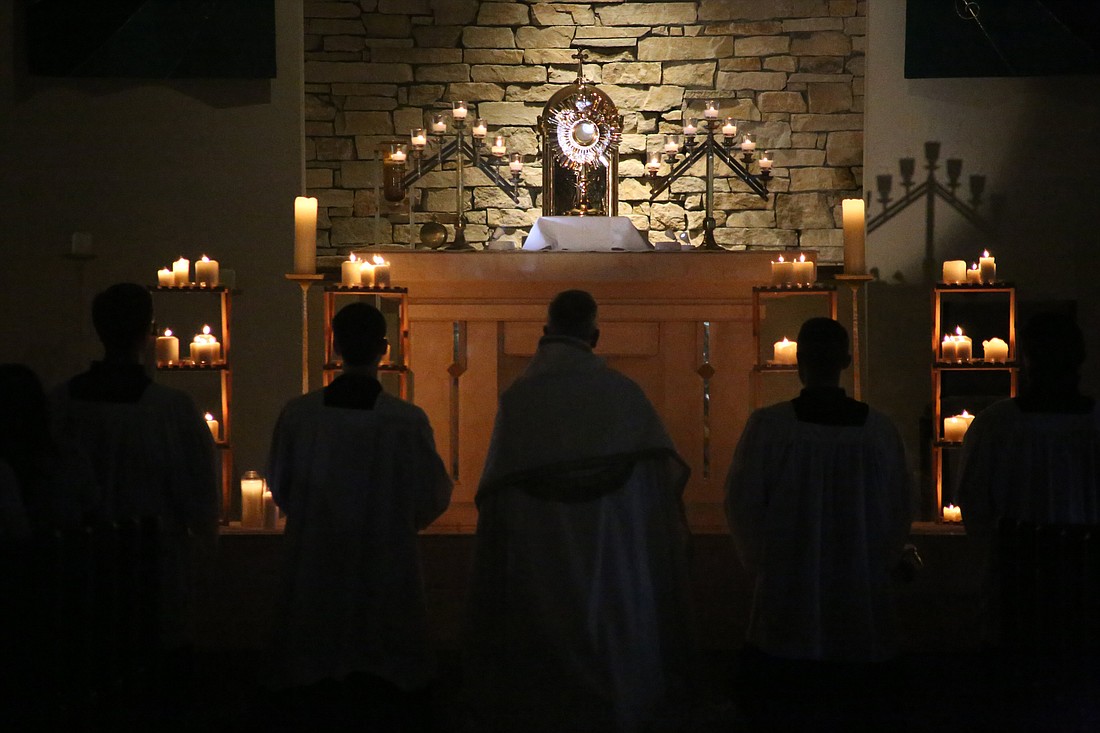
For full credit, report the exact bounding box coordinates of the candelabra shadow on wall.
[868,141,1002,282]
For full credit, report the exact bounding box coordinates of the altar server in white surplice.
[958,312,1100,535]
[726,317,911,666]
[51,284,219,651]
[466,290,695,732]
[267,302,451,696]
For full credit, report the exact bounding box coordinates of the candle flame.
[202,325,212,336]
[955,326,963,336]
[777,255,785,262]
[798,253,806,262]
[164,329,172,337]
[781,337,790,345]
[961,410,972,417]
[971,263,978,270]
[945,503,957,510]
[983,250,990,257]
[204,412,214,421]
[175,257,186,264]
[201,255,210,262]
[372,255,386,265]
[349,253,357,263]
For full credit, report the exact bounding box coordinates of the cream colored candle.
[195,255,219,287]
[240,472,265,529]
[982,337,1009,363]
[941,334,958,363]
[293,196,318,274]
[954,327,972,362]
[371,255,391,287]
[944,415,966,442]
[341,254,362,286]
[204,412,220,441]
[942,504,963,523]
[774,337,798,365]
[942,260,966,284]
[157,268,174,287]
[979,250,996,283]
[771,255,794,286]
[967,263,981,284]
[190,325,220,365]
[173,257,190,286]
[359,260,375,287]
[155,329,179,365]
[490,135,507,156]
[740,135,756,152]
[262,490,278,530]
[841,198,866,274]
[792,253,815,285]
[721,118,737,138]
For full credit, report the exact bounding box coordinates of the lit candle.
[966,263,981,284]
[770,254,794,286]
[704,100,719,119]
[157,267,174,287]
[359,259,375,287]
[663,134,680,154]
[773,337,798,365]
[683,118,698,137]
[941,334,957,363]
[943,411,974,442]
[954,326,972,362]
[342,253,362,286]
[195,255,219,287]
[792,253,815,285]
[979,250,996,283]
[431,113,447,134]
[841,198,866,275]
[722,117,737,138]
[759,151,773,171]
[190,325,221,365]
[262,490,278,530]
[942,260,966,284]
[646,154,661,174]
[740,134,756,152]
[490,135,507,157]
[371,255,391,287]
[156,329,179,365]
[204,412,220,441]
[173,257,190,286]
[294,196,318,274]
[472,118,488,139]
[241,472,265,529]
[452,100,468,120]
[390,146,407,163]
[410,128,427,149]
[982,337,1009,363]
[509,153,524,173]
[942,504,963,523]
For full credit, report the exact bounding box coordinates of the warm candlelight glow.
[195,255,219,287]
[342,253,362,286]
[472,118,488,138]
[722,117,737,138]
[411,128,427,148]
[490,135,507,156]
[431,113,447,134]
[294,197,318,274]
[155,329,179,365]
[647,154,661,174]
[204,412,219,441]
[683,118,698,136]
[704,100,719,119]
[942,504,963,523]
[841,198,866,275]
[509,153,524,173]
[452,100,468,120]
[371,255,391,287]
[979,250,996,283]
[771,254,794,286]
[173,257,190,286]
[759,151,773,170]
[773,337,798,365]
[942,260,966,284]
[792,253,815,285]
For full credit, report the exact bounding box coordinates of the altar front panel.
[384,251,789,533]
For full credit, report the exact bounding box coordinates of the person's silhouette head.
[1019,312,1085,395]
[92,283,154,360]
[332,302,388,371]
[545,289,599,347]
[796,317,852,388]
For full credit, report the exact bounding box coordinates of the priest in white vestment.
[958,313,1100,533]
[267,302,451,695]
[51,284,219,651]
[466,290,695,732]
[725,318,911,666]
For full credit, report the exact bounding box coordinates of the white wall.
[0,2,308,477]
[864,3,1100,492]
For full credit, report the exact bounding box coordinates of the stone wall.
[304,0,865,259]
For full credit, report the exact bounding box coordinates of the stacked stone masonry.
[305,0,865,260]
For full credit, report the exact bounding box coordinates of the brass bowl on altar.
[419,221,448,248]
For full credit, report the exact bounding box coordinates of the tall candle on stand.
[240,472,265,528]
[156,329,179,365]
[841,198,866,274]
[173,257,190,286]
[294,197,318,274]
[195,255,219,287]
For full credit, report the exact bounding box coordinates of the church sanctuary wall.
[0,3,306,479]
[303,0,866,259]
[863,4,1100,514]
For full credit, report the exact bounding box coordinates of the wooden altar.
[373,250,816,534]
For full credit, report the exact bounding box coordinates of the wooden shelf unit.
[322,285,411,399]
[750,284,838,406]
[931,282,1017,522]
[150,285,234,523]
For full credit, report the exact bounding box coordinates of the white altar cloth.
[523,216,652,252]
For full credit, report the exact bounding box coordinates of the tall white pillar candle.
[294,196,318,274]
[979,250,996,283]
[841,199,866,274]
[195,255,219,287]
[240,472,265,528]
